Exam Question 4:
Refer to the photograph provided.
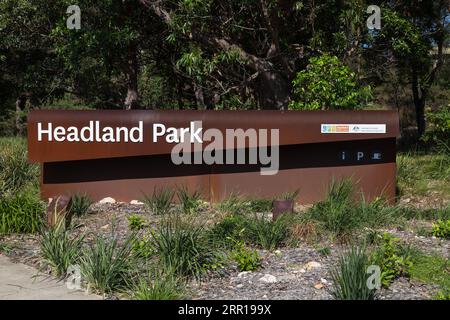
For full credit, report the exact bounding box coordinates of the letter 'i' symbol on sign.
[66,5,81,30]
[367,5,381,30]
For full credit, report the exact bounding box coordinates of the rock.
[304,261,322,270]
[99,197,116,204]
[314,283,324,290]
[299,268,306,273]
[130,200,144,205]
[238,271,251,278]
[236,284,244,289]
[259,274,277,284]
[320,278,328,284]
[274,250,282,256]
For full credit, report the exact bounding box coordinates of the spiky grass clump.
[330,247,378,300]
[131,269,185,300]
[40,222,84,278]
[152,215,212,278]
[80,232,136,294]
[68,194,93,217]
[176,186,203,215]
[245,213,290,250]
[143,187,174,215]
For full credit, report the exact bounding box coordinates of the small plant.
[230,239,261,272]
[143,187,174,215]
[68,194,93,217]
[80,231,136,294]
[132,233,154,258]
[0,242,14,254]
[39,222,84,278]
[316,246,331,256]
[365,229,383,245]
[127,214,146,231]
[0,191,44,234]
[177,186,204,214]
[434,289,450,300]
[370,233,413,287]
[431,219,450,239]
[330,247,378,300]
[131,269,185,300]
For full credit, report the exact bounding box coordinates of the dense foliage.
[0,1,448,138]
[289,54,372,110]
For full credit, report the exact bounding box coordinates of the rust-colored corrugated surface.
[28,110,399,204]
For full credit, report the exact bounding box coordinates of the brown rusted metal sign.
[28,110,399,204]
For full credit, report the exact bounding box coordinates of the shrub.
[230,239,261,272]
[40,223,84,278]
[0,138,38,196]
[127,214,146,231]
[131,233,154,259]
[208,214,248,248]
[80,232,136,294]
[0,191,44,234]
[423,104,450,147]
[68,194,92,217]
[177,186,204,214]
[152,215,212,278]
[431,219,450,239]
[131,269,185,300]
[143,187,174,215]
[330,247,378,300]
[370,233,413,287]
[289,54,372,110]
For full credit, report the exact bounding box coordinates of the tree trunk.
[411,69,426,137]
[124,45,139,110]
[255,71,290,109]
[15,95,27,136]
[193,83,206,110]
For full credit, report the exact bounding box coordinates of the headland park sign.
[28,110,399,204]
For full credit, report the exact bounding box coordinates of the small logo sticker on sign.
[321,124,386,134]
